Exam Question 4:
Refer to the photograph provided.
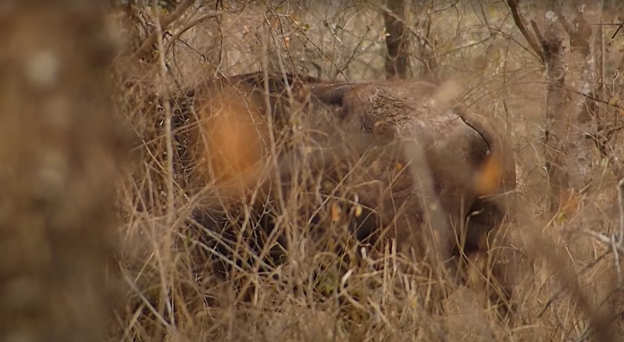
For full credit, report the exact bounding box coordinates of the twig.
[618,177,624,245]
[599,6,606,101]
[581,229,624,289]
[575,325,592,342]
[538,249,611,317]
[581,229,624,254]
[153,0,176,335]
[154,5,176,231]
[557,12,575,37]
[574,297,624,342]
[131,0,195,61]
[545,82,624,110]
[163,9,245,55]
[611,21,624,39]
[612,237,622,288]
[506,0,545,62]
[530,19,544,46]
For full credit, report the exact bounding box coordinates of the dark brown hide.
[309,79,517,258]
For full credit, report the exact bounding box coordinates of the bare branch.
[530,19,544,47]
[582,229,624,254]
[618,178,624,245]
[131,0,196,61]
[557,10,592,53]
[164,4,248,55]
[383,0,411,80]
[506,0,545,62]
[557,12,575,37]
[611,21,624,39]
[160,0,195,29]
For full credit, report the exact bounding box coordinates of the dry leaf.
[354,205,363,218]
[331,202,342,222]
[608,95,620,106]
[559,188,580,218]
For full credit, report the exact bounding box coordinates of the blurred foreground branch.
[0,2,126,341]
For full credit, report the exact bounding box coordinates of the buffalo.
[174,71,518,310]
[307,78,517,258]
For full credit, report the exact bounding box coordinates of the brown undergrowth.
[113,73,524,342]
[109,2,624,342]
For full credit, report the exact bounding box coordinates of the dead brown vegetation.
[129,69,517,331]
[107,1,624,341]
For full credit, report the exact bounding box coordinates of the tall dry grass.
[107,1,624,342]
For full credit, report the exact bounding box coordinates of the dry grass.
[102,1,624,342]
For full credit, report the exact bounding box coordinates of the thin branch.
[506,0,545,62]
[530,19,544,45]
[557,13,575,37]
[164,6,248,55]
[611,21,624,39]
[153,0,176,333]
[530,227,616,342]
[131,0,195,61]
[159,0,195,29]
[154,3,175,226]
[581,229,624,254]
[612,237,621,288]
[560,83,624,110]
[618,177,624,245]
[581,225,624,292]
[537,249,611,317]
[599,6,606,100]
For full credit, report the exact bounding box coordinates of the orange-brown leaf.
[354,204,363,218]
[559,188,580,218]
[331,202,342,222]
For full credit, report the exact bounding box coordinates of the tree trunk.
[0,2,125,342]
[383,0,411,80]
[507,0,601,214]
[543,3,603,213]
[541,25,573,213]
